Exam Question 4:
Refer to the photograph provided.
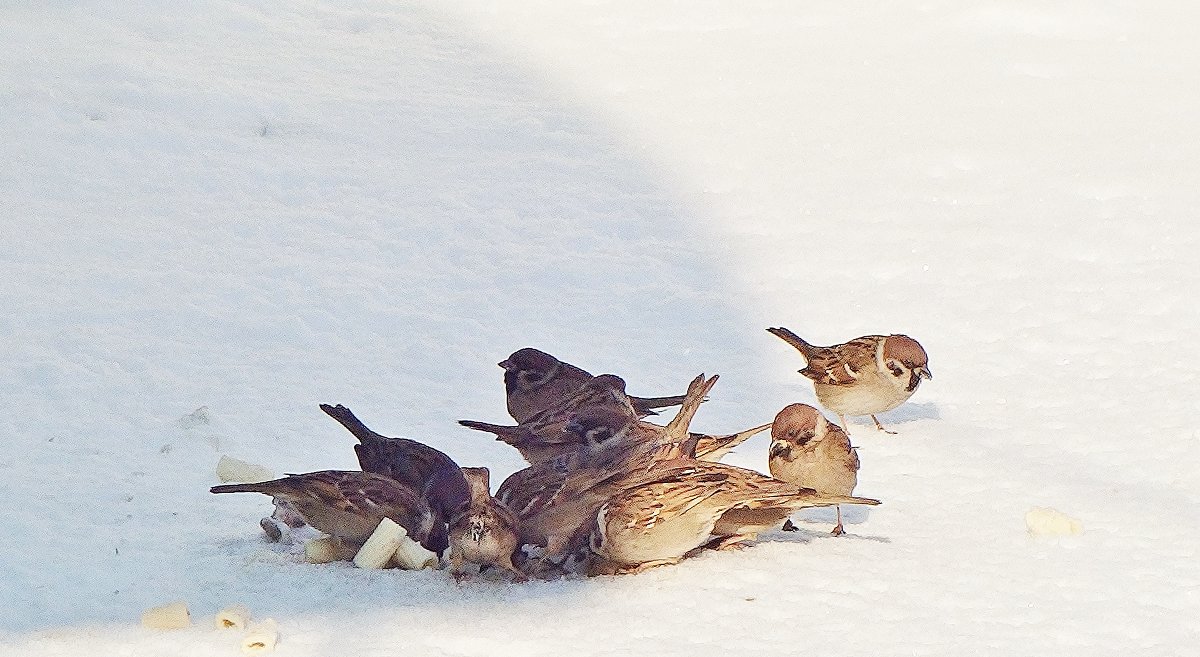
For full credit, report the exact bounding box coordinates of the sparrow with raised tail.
[768,403,860,535]
[498,374,720,566]
[447,467,525,582]
[766,327,931,434]
[491,391,768,529]
[586,460,880,575]
[458,374,641,465]
[560,406,771,466]
[210,470,446,555]
[320,404,472,531]
[499,347,688,423]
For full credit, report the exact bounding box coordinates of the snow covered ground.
[3,1,1198,655]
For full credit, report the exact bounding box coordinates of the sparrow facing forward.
[210,470,445,555]
[768,403,860,535]
[447,467,525,582]
[499,348,688,423]
[766,327,931,434]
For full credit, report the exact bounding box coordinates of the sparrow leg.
[781,519,799,532]
[831,506,846,536]
[871,415,897,434]
[838,414,851,435]
[449,549,472,584]
[500,555,529,583]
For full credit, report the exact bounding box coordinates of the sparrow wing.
[800,337,882,385]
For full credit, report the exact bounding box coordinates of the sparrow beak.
[498,359,513,370]
[769,440,790,459]
[916,366,932,380]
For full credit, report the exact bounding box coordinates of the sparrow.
[499,347,689,423]
[768,403,860,535]
[321,403,472,526]
[497,374,720,566]
[586,460,880,575]
[447,467,525,582]
[458,374,641,465]
[766,327,931,434]
[210,470,446,555]
[560,405,771,465]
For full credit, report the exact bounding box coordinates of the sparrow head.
[459,467,494,506]
[882,335,931,391]
[563,406,634,453]
[585,373,629,397]
[468,517,486,542]
[425,465,473,522]
[770,403,826,457]
[423,516,451,556]
[499,348,563,393]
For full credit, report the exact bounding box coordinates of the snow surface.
[3,1,1199,655]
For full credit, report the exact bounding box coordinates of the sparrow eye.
[588,428,614,444]
[887,361,904,377]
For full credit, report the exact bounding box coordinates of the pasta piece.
[392,533,438,570]
[215,603,250,630]
[353,518,408,570]
[241,618,279,654]
[215,455,274,484]
[304,536,357,564]
[1025,506,1083,536]
[141,601,191,630]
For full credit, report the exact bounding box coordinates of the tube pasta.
[215,603,251,630]
[215,455,274,484]
[141,601,191,630]
[353,518,408,569]
[1025,506,1083,536]
[241,618,279,654]
[392,534,438,570]
[304,536,357,564]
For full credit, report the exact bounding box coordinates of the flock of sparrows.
[211,328,931,579]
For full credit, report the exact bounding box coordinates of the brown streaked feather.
[211,470,440,551]
[320,403,470,523]
[693,422,772,462]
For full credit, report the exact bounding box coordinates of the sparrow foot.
[781,519,799,532]
[870,415,897,434]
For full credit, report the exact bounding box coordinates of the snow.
[3,1,1199,655]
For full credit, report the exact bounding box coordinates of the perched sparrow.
[461,373,684,465]
[211,470,446,555]
[766,327,931,434]
[459,374,638,465]
[560,404,770,465]
[458,375,637,465]
[768,403,860,535]
[498,374,719,565]
[447,467,525,582]
[321,403,471,526]
[586,460,880,575]
[499,348,688,423]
